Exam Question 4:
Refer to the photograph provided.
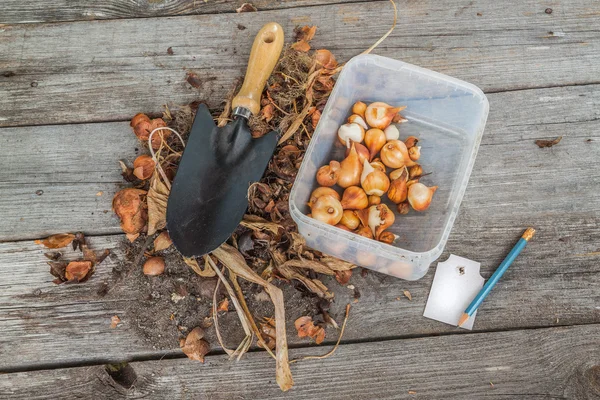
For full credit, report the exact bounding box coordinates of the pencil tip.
[457,313,469,327]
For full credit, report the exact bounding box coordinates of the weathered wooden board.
[1,324,599,399]
[1,84,598,241]
[1,0,600,127]
[0,0,362,24]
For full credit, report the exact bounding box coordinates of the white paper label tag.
[423,254,484,330]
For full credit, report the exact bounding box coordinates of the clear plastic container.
[289,54,489,280]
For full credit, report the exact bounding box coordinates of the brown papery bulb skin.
[380,140,416,168]
[408,146,421,161]
[378,231,396,244]
[407,183,438,212]
[308,187,340,208]
[365,102,407,130]
[347,114,369,130]
[405,136,419,149]
[133,154,156,180]
[311,195,344,225]
[340,186,369,210]
[352,101,367,119]
[337,143,363,188]
[389,166,409,182]
[316,161,340,187]
[408,164,423,179]
[355,225,374,239]
[370,160,386,172]
[364,128,386,161]
[335,223,353,232]
[387,178,408,204]
[346,141,370,166]
[339,210,360,230]
[143,257,165,276]
[368,195,381,206]
[397,202,410,215]
[315,49,338,70]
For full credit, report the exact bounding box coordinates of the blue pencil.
[458,227,536,327]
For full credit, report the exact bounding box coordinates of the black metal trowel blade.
[166,104,278,257]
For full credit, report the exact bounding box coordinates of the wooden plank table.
[1,0,599,398]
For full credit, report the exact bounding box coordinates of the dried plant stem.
[207,258,253,360]
[212,276,235,357]
[148,127,186,191]
[228,270,277,360]
[362,0,398,55]
[289,303,351,364]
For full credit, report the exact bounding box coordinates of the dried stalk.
[212,244,293,392]
[290,303,351,363]
[212,276,235,357]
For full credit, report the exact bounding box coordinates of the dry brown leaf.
[335,269,352,285]
[110,315,121,329]
[35,233,75,249]
[403,290,412,301]
[65,260,93,282]
[212,244,293,391]
[277,264,334,299]
[147,171,169,235]
[153,231,172,252]
[296,25,317,42]
[535,136,562,148]
[240,215,283,235]
[184,256,216,278]
[279,259,336,276]
[294,316,325,344]
[126,233,139,242]
[236,2,257,12]
[291,40,311,52]
[217,298,229,312]
[181,327,210,362]
[113,188,147,235]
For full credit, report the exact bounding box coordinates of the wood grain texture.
[1,0,600,127]
[0,0,362,24]
[1,324,599,399]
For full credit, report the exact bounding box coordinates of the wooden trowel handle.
[232,22,284,116]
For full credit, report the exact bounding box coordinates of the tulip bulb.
[365,102,407,130]
[364,128,386,160]
[380,140,416,168]
[311,195,344,225]
[392,113,408,124]
[368,195,381,206]
[387,178,407,204]
[345,141,370,165]
[366,204,395,239]
[308,187,340,208]
[397,202,410,215]
[339,210,360,230]
[316,161,340,187]
[340,186,368,210]
[360,160,390,196]
[404,136,419,149]
[408,146,421,161]
[370,159,386,172]
[389,166,408,182]
[337,143,363,188]
[352,101,367,118]
[378,231,397,244]
[383,124,400,141]
[407,183,437,212]
[337,123,365,147]
[335,223,352,232]
[347,114,368,130]
[408,164,423,179]
[355,225,373,239]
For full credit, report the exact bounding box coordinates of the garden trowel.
[167,22,284,257]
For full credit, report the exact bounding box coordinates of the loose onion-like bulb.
[366,204,395,239]
[370,159,386,172]
[387,178,407,204]
[337,123,365,147]
[365,102,407,130]
[408,146,421,161]
[335,223,352,232]
[311,195,344,225]
[347,114,369,130]
[360,160,389,196]
[378,231,397,244]
[389,166,408,182]
[308,187,340,208]
[383,124,400,141]
[355,225,374,239]
[337,143,363,188]
[316,161,340,187]
[340,186,369,210]
[315,49,338,70]
[368,195,381,206]
[408,164,423,179]
[405,136,419,149]
[143,256,165,276]
[352,101,367,118]
[345,141,370,165]
[397,202,410,215]
[407,183,437,212]
[133,155,156,180]
[339,210,360,230]
[364,128,386,160]
[380,140,416,168]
